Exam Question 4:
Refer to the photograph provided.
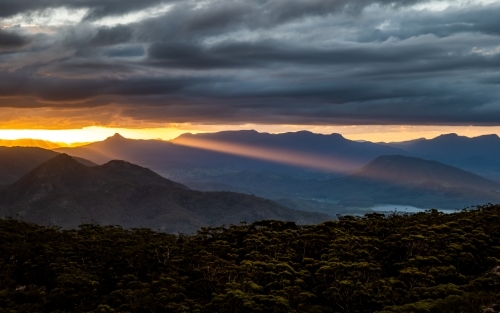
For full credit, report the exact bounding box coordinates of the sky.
[1,0,500,143]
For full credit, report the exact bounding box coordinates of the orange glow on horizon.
[1,125,500,147]
[0,126,200,145]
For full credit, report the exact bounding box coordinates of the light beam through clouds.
[172,135,360,173]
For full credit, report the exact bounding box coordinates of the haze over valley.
[2,130,500,228]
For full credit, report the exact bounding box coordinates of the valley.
[2,130,500,230]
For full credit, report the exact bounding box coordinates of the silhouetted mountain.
[51,134,158,167]
[56,130,406,183]
[0,147,96,185]
[171,130,406,172]
[305,155,500,209]
[385,133,500,181]
[3,154,111,205]
[0,155,328,232]
[96,160,187,189]
[354,155,499,189]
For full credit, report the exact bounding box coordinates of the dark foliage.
[2,205,500,312]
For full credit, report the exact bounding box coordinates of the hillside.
[304,155,500,209]
[0,155,327,232]
[0,147,96,185]
[183,155,500,212]
[3,206,500,312]
[1,154,112,205]
[353,155,500,189]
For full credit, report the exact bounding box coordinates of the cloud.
[89,25,133,46]
[0,0,175,20]
[2,0,500,128]
[0,29,29,47]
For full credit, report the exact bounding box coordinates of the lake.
[370,205,458,214]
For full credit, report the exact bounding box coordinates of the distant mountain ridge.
[56,131,407,179]
[385,133,500,181]
[0,154,328,232]
[55,130,500,212]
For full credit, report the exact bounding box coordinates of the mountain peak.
[2,154,110,204]
[98,160,188,189]
[434,133,461,140]
[476,134,500,140]
[42,153,81,167]
[51,152,73,160]
[107,133,126,141]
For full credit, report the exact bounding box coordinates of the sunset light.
[2,125,500,146]
[3,0,500,310]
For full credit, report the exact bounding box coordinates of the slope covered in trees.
[2,205,500,312]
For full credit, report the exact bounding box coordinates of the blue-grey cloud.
[0,29,29,48]
[1,0,500,127]
[0,0,175,19]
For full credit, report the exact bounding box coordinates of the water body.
[371,205,458,214]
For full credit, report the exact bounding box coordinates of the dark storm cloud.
[0,64,211,102]
[2,0,500,126]
[89,25,133,46]
[0,0,431,21]
[147,37,448,69]
[0,29,29,47]
[356,5,500,42]
[105,45,144,58]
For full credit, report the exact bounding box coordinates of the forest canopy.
[2,205,500,312]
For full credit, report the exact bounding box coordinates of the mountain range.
[384,133,500,181]
[56,131,406,178]
[3,130,500,226]
[56,131,500,182]
[0,154,327,233]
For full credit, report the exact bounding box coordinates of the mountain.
[387,133,500,157]
[0,155,328,233]
[0,147,96,185]
[385,133,500,181]
[54,131,408,214]
[56,131,406,176]
[52,131,500,184]
[353,154,499,189]
[52,131,500,212]
[304,155,500,209]
[171,130,407,173]
[1,154,112,205]
[96,160,187,189]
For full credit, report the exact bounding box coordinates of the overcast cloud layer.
[1,0,500,128]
